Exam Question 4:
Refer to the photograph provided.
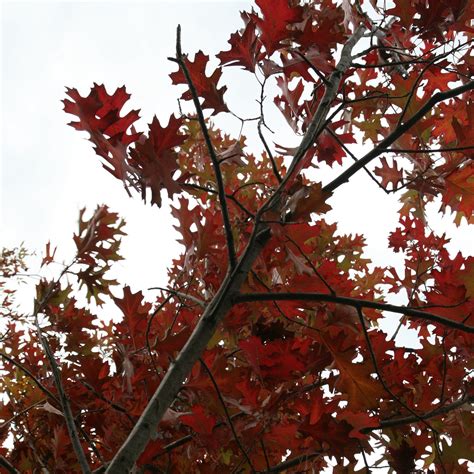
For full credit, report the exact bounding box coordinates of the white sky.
[1,0,472,337]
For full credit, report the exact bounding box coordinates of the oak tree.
[1,0,473,472]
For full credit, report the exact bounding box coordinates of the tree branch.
[174,25,237,268]
[362,394,473,433]
[323,80,474,193]
[0,351,58,402]
[148,287,206,308]
[104,225,272,473]
[382,145,474,154]
[0,456,20,474]
[273,26,367,193]
[34,274,91,474]
[35,319,91,474]
[199,358,255,471]
[234,292,474,333]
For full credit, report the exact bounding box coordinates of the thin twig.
[79,380,135,425]
[257,77,282,183]
[326,127,389,194]
[34,273,91,473]
[362,394,473,433]
[0,399,45,431]
[199,358,256,472]
[148,287,206,308]
[182,182,255,219]
[382,145,474,154]
[284,235,335,295]
[0,351,58,402]
[355,308,447,473]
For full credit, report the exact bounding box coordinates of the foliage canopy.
[1,0,474,472]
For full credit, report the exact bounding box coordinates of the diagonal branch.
[234,293,474,333]
[148,286,206,308]
[0,351,58,402]
[173,25,236,268]
[267,25,367,198]
[104,225,272,473]
[0,456,20,474]
[35,317,91,474]
[323,80,474,193]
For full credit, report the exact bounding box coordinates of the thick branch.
[0,456,20,474]
[174,25,236,268]
[104,226,271,473]
[234,293,474,333]
[275,25,367,193]
[323,80,474,193]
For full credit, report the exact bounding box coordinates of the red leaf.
[374,157,404,190]
[389,440,417,473]
[63,84,141,180]
[217,16,263,71]
[253,0,304,55]
[309,391,324,425]
[113,286,152,347]
[170,51,228,115]
[338,411,379,439]
[41,241,57,267]
[441,162,474,223]
[129,115,187,206]
[180,405,217,435]
[63,84,139,143]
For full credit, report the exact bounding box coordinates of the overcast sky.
[1,1,472,340]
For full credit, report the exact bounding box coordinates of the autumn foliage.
[1,0,474,473]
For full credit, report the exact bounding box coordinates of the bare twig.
[148,287,206,308]
[382,145,474,154]
[257,77,282,183]
[0,399,45,431]
[79,380,135,425]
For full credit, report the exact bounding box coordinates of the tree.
[1,0,473,472]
